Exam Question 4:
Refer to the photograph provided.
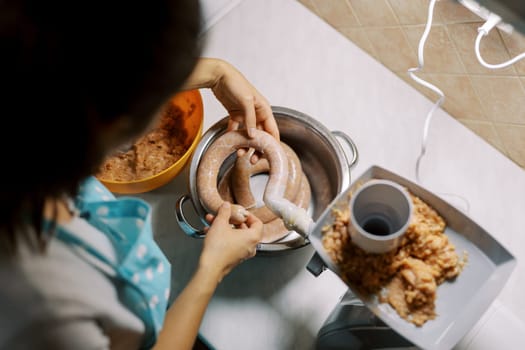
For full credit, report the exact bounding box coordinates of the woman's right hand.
[155,202,262,350]
[199,202,263,282]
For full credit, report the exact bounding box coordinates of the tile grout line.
[440,14,511,157]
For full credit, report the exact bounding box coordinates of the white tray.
[309,165,517,350]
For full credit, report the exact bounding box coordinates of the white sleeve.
[0,231,144,350]
[5,319,110,350]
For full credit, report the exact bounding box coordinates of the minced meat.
[321,184,468,326]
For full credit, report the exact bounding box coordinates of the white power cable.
[475,13,525,69]
[407,0,444,184]
[408,0,470,213]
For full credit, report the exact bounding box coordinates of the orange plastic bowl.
[98,89,204,194]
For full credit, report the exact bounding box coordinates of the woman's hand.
[211,61,279,141]
[182,58,280,141]
[155,201,262,350]
[200,202,263,283]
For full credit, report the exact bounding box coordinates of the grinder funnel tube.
[349,179,413,254]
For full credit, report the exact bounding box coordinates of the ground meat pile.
[97,103,191,182]
[321,186,468,326]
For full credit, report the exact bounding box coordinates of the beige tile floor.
[299,0,525,170]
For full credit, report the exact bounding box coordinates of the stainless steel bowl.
[175,106,358,253]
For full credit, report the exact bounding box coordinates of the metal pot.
[175,106,358,253]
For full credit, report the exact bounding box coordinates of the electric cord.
[408,0,444,184]
[476,13,525,69]
[408,0,470,213]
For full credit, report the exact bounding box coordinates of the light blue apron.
[53,176,171,349]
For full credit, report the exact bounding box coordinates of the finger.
[255,100,280,141]
[244,212,261,224]
[262,115,279,141]
[244,213,263,230]
[242,97,257,138]
[214,201,232,225]
[237,147,258,163]
[250,153,259,164]
[228,118,240,131]
[205,213,215,223]
[248,247,257,258]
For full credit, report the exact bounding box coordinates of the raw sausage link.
[232,142,303,223]
[197,129,289,223]
[294,173,312,210]
[230,148,270,209]
[217,150,269,207]
[221,141,311,242]
[217,166,235,203]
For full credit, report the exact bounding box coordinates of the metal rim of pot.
[175,105,358,253]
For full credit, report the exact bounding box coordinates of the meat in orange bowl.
[96,89,204,194]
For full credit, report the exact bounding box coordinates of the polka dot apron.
[53,176,171,349]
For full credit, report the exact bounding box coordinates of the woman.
[0,0,279,349]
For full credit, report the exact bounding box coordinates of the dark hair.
[0,0,203,252]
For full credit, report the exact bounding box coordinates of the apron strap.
[53,226,117,269]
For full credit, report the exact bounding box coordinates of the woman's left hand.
[182,58,280,141]
[210,61,279,141]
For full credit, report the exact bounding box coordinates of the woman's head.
[0,0,203,249]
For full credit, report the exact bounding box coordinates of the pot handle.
[174,194,207,238]
[332,130,359,170]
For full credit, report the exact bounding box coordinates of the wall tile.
[366,27,417,71]
[499,28,525,75]
[418,73,486,120]
[435,0,483,24]
[388,0,442,25]
[448,23,516,76]
[494,123,525,167]
[310,0,359,27]
[348,0,398,26]
[397,71,440,101]
[398,72,486,122]
[403,25,465,74]
[471,75,525,124]
[339,27,379,59]
[297,0,317,14]
[459,120,506,154]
